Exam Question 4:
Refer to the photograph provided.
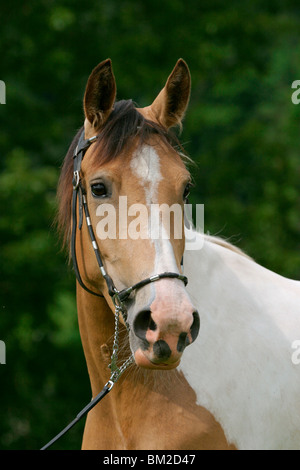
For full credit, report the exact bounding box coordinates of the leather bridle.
[71,129,188,307]
[41,128,189,450]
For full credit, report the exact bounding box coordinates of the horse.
[57,59,300,450]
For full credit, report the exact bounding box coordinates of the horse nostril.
[133,309,157,341]
[149,317,157,331]
[190,310,200,343]
[177,332,189,353]
[153,340,171,360]
[133,309,199,354]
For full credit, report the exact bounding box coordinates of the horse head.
[59,59,200,370]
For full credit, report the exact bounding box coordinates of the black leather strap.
[117,272,188,302]
[71,131,104,298]
[41,382,111,449]
[71,186,104,297]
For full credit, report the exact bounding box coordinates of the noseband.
[71,129,188,307]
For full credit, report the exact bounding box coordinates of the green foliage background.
[0,0,299,450]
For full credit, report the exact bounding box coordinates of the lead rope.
[40,302,134,450]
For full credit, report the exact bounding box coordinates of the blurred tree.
[0,0,299,449]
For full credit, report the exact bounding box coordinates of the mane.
[204,234,252,260]
[57,99,183,248]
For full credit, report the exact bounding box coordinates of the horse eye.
[183,183,192,201]
[91,182,108,198]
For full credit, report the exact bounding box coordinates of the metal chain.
[109,306,122,374]
[107,303,134,390]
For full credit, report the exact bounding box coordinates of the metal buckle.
[106,380,115,391]
[88,135,98,144]
[112,290,123,308]
[72,170,80,190]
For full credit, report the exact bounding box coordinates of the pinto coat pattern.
[56,59,300,450]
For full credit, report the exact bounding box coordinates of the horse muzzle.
[132,307,200,369]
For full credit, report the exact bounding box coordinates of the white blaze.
[130,145,179,273]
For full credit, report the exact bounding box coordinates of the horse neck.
[76,287,117,396]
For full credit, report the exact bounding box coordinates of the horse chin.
[134,349,181,370]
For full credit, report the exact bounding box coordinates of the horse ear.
[151,59,191,129]
[83,59,116,131]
